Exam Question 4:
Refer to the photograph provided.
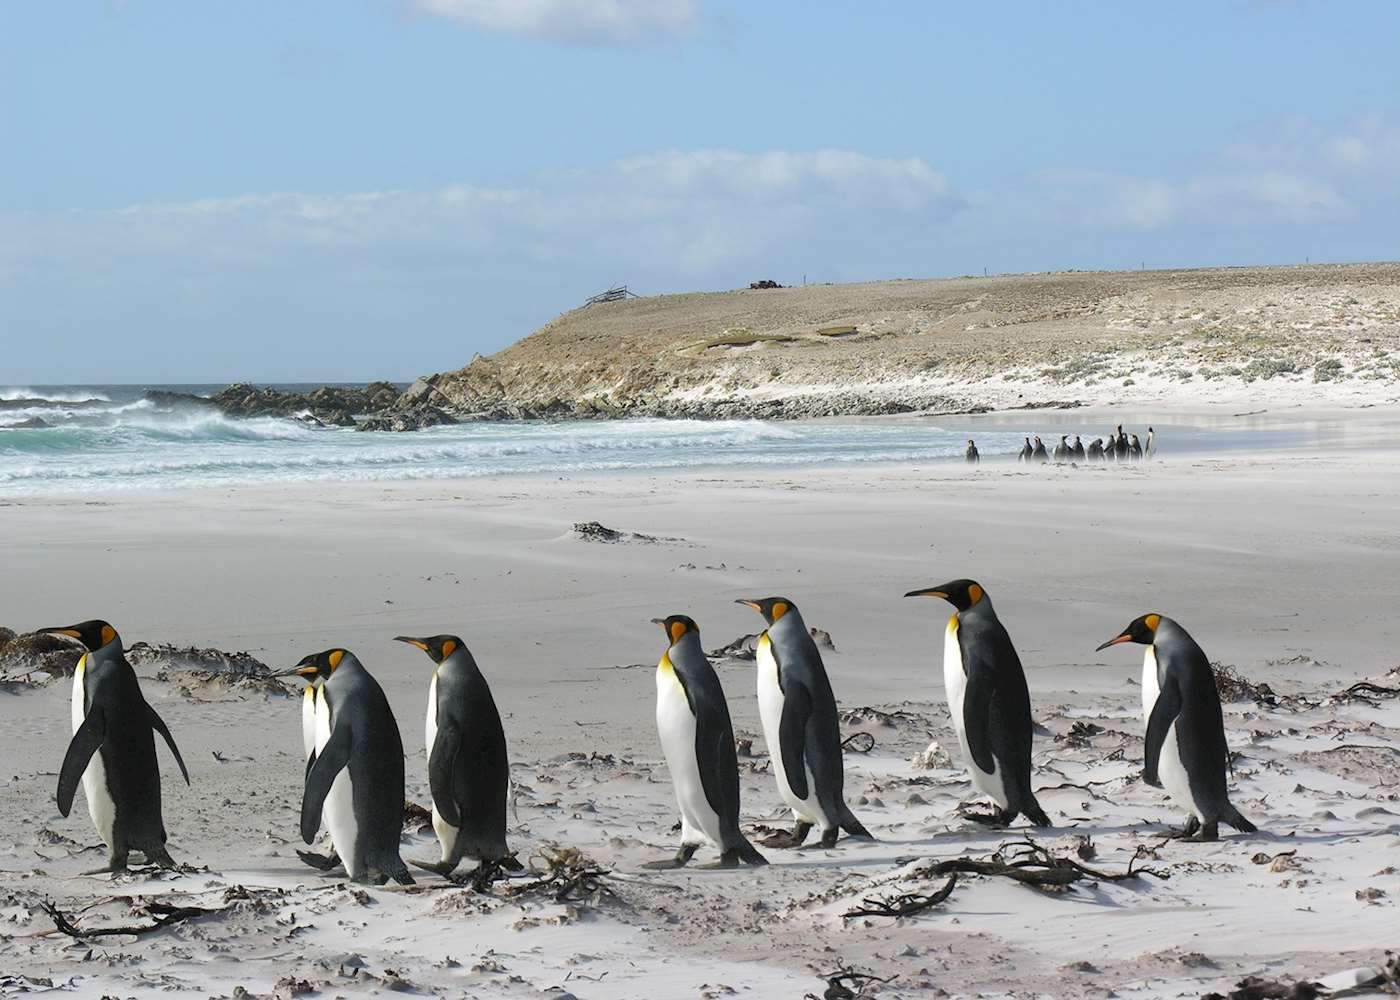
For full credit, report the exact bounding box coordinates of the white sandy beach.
[2,406,1398,998]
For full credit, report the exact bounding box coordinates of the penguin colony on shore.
[1001,423,1155,465]
[45,580,1259,881]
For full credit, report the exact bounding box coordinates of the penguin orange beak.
[273,664,320,678]
[393,636,430,651]
[39,627,82,638]
[1095,634,1134,652]
[734,599,760,611]
[903,588,948,600]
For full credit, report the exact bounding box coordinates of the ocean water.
[0,384,1323,494]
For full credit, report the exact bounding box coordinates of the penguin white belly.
[301,685,316,760]
[1142,647,1198,819]
[70,656,115,848]
[315,692,359,875]
[425,673,459,861]
[655,662,722,847]
[943,618,1008,808]
[756,636,830,828]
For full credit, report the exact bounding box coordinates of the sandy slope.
[408,263,1400,418]
[1,412,1397,998]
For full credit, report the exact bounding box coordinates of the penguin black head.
[1095,613,1161,651]
[904,578,986,611]
[278,647,349,680]
[650,615,699,647]
[394,634,465,664]
[735,597,796,625]
[39,620,118,652]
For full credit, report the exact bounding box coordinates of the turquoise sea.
[0,384,1329,493]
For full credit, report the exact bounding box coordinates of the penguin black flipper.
[57,705,106,818]
[693,699,740,831]
[959,668,998,776]
[1144,676,1182,789]
[301,720,352,845]
[146,705,190,786]
[777,682,813,802]
[427,716,464,828]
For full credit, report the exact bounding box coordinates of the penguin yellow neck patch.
[967,584,984,606]
[669,621,687,644]
[771,601,789,622]
[441,639,457,659]
[328,649,344,671]
[1144,614,1161,632]
[659,652,675,674]
[100,624,116,647]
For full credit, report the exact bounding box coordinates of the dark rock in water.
[126,641,291,697]
[143,389,216,408]
[354,403,457,432]
[0,416,51,429]
[206,381,402,427]
[0,629,83,679]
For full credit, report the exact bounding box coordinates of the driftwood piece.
[843,873,958,918]
[40,898,218,939]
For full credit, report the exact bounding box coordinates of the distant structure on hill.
[583,285,641,306]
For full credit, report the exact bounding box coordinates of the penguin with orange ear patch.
[645,615,766,869]
[1097,614,1256,841]
[290,648,413,885]
[395,634,520,879]
[905,581,1050,828]
[738,597,872,849]
[45,619,190,874]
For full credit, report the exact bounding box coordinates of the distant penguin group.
[43,581,1259,882]
[1013,423,1156,464]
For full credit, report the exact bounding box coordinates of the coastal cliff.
[402,263,1400,419]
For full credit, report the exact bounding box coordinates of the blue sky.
[3,1,1398,383]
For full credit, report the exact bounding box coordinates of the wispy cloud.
[412,0,700,45]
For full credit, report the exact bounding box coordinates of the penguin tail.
[839,807,875,840]
[1023,801,1052,828]
[732,836,769,867]
[1224,807,1256,834]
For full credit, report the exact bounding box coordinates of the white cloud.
[1,150,960,282]
[413,0,699,45]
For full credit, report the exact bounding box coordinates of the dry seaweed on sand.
[1212,662,1278,706]
[502,846,618,905]
[39,897,222,939]
[805,961,897,1000]
[844,839,1169,919]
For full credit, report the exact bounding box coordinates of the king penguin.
[44,620,190,873]
[904,582,1051,827]
[737,597,871,848]
[965,439,980,464]
[1032,436,1049,463]
[1018,438,1033,462]
[1071,435,1086,461]
[645,616,767,869]
[1052,435,1069,462]
[1096,615,1256,840]
[394,634,520,879]
[289,648,414,884]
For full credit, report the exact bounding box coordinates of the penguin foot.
[296,849,343,872]
[1191,821,1220,843]
[641,844,698,870]
[1162,817,1202,841]
[963,809,1012,828]
[757,821,812,849]
[797,828,841,851]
